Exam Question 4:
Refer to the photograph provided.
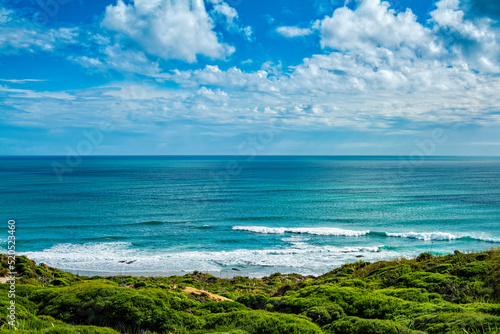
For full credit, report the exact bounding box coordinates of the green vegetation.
[1,248,500,333]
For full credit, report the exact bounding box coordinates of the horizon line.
[1,154,500,158]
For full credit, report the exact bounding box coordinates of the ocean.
[1,156,499,277]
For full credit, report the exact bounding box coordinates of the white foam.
[385,232,500,243]
[20,241,398,277]
[233,226,370,237]
[233,226,500,243]
[473,236,500,243]
[385,232,459,241]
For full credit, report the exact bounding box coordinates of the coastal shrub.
[414,312,500,334]
[196,301,248,314]
[324,316,420,334]
[305,304,345,326]
[417,252,433,262]
[201,310,323,334]
[291,286,412,319]
[40,325,120,333]
[236,294,269,309]
[35,267,46,276]
[340,279,367,289]
[269,296,332,314]
[465,303,500,316]
[397,271,460,299]
[197,331,249,334]
[379,288,434,303]
[294,285,362,315]
[15,263,35,278]
[30,283,204,333]
[52,278,70,286]
[243,294,347,326]
[351,293,409,319]
[134,281,148,288]
[428,264,452,274]
[380,264,412,287]
[458,261,488,277]
[404,300,464,318]
[0,286,30,320]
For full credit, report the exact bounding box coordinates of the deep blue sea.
[1,156,499,277]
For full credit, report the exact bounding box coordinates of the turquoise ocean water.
[1,156,499,277]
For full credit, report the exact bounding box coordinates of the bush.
[414,312,500,334]
[340,279,367,289]
[196,301,248,314]
[237,294,269,310]
[397,272,460,299]
[52,278,70,286]
[40,325,120,334]
[379,288,432,303]
[134,281,148,288]
[306,304,345,326]
[324,316,422,334]
[429,264,452,274]
[269,297,332,314]
[31,282,204,333]
[458,261,489,277]
[465,303,500,316]
[201,310,323,334]
[417,253,433,262]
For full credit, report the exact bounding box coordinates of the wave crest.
[233,226,500,243]
[232,226,370,237]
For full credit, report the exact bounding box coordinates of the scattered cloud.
[208,0,253,40]
[430,0,500,72]
[461,0,500,19]
[0,6,79,54]
[101,0,235,63]
[276,26,313,38]
[0,85,74,100]
[317,0,440,56]
[1,0,500,154]
[0,79,46,83]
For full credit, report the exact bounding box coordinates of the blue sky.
[0,0,499,155]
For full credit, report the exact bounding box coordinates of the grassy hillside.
[1,248,500,333]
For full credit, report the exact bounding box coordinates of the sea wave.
[383,232,500,243]
[20,241,396,277]
[232,226,370,236]
[233,226,500,243]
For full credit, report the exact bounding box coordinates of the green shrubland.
[0,248,499,333]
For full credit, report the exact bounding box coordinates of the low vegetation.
[1,248,500,333]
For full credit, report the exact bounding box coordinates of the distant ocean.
[1,156,499,277]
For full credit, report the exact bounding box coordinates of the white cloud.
[0,79,46,83]
[276,26,313,38]
[430,0,500,72]
[0,7,12,24]
[155,0,500,130]
[314,0,499,74]
[103,43,162,76]
[317,0,440,57]
[70,56,103,68]
[208,0,253,40]
[0,9,79,55]
[0,85,75,100]
[101,0,235,63]
[1,0,500,142]
[170,65,278,92]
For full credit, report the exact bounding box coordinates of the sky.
[0,0,499,156]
